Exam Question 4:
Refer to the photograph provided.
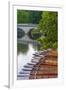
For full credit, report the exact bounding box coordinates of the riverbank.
[29,49,58,79]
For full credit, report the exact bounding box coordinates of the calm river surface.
[17,42,38,75]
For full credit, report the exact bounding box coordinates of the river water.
[17,43,38,74]
[17,32,40,81]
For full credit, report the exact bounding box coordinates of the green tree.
[29,11,42,24]
[37,11,58,50]
[17,10,42,24]
[17,10,30,23]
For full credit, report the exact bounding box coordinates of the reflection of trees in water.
[32,43,40,51]
[32,42,43,51]
[17,43,29,54]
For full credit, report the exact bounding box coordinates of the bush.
[37,11,58,50]
[53,42,57,49]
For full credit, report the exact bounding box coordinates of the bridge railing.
[17,24,38,27]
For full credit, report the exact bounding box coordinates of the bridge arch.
[17,28,25,38]
[17,24,37,34]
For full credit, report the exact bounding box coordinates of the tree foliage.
[17,10,30,23]
[37,11,58,50]
[17,10,42,24]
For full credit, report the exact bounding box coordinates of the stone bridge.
[17,24,37,34]
[17,24,38,44]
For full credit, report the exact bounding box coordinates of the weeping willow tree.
[37,11,58,50]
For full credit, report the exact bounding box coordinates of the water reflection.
[17,43,29,54]
[17,43,38,75]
